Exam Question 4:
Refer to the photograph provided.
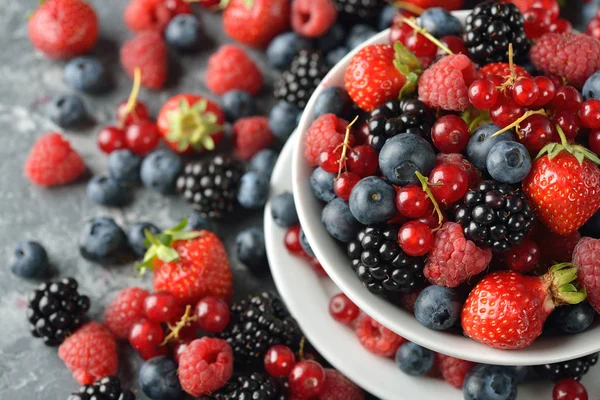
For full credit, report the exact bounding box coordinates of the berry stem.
[536,125,600,165]
[298,335,306,361]
[337,115,359,178]
[401,17,453,56]
[119,67,142,129]
[497,43,520,92]
[547,263,587,306]
[391,1,425,15]
[160,305,198,345]
[490,109,547,138]
[415,171,444,230]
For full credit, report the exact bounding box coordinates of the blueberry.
[270,192,299,227]
[322,198,362,243]
[47,94,88,128]
[325,47,349,67]
[235,227,267,269]
[580,208,600,238]
[463,365,518,400]
[269,101,301,141]
[395,342,435,376]
[582,71,600,100]
[378,4,397,31]
[546,303,595,334]
[346,25,377,49]
[10,241,50,279]
[379,133,436,186]
[349,176,397,225]
[249,149,278,178]
[140,150,184,194]
[127,222,160,257]
[186,213,214,232]
[313,86,352,119]
[63,56,106,93]
[467,124,515,173]
[419,8,463,38]
[310,167,336,202]
[414,286,461,330]
[222,90,256,122]
[509,366,532,384]
[486,141,531,184]
[237,171,270,209]
[266,32,313,70]
[139,356,185,400]
[108,149,141,184]
[317,23,345,53]
[299,228,315,257]
[79,217,127,263]
[86,176,128,207]
[165,14,200,50]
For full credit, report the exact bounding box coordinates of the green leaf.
[171,231,202,241]
[202,135,216,151]
[166,218,188,233]
[157,246,179,262]
[392,41,423,101]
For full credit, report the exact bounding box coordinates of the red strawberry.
[156,94,225,154]
[223,0,291,48]
[403,0,464,10]
[232,116,274,161]
[25,133,86,187]
[120,30,168,90]
[124,0,192,33]
[462,265,586,350]
[28,0,99,59]
[205,45,263,96]
[103,287,149,340]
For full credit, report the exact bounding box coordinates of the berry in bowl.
[292,4,600,366]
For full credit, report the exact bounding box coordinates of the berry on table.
[108,149,141,185]
[270,192,299,228]
[379,133,436,186]
[291,0,337,38]
[165,14,200,50]
[223,0,291,48]
[349,176,397,225]
[355,313,406,357]
[264,344,296,378]
[68,376,135,400]
[124,0,192,32]
[104,287,149,340]
[553,378,588,400]
[235,227,267,270]
[222,90,256,122]
[139,356,185,400]
[232,116,274,161]
[329,293,359,325]
[86,175,127,207]
[120,30,168,90]
[275,50,328,109]
[285,225,307,257]
[144,291,182,324]
[98,126,127,154]
[206,45,263,96]
[47,94,88,129]
[431,115,470,153]
[140,149,184,194]
[10,241,50,279]
[414,285,461,331]
[194,296,230,334]
[237,171,270,210]
[269,100,302,142]
[78,217,128,263]
[310,167,336,202]
[125,120,161,155]
[266,32,313,70]
[127,222,160,257]
[64,56,106,93]
[395,342,435,376]
[503,238,539,274]
[535,354,598,382]
[334,172,361,201]
[463,365,518,400]
[486,141,532,184]
[289,360,326,398]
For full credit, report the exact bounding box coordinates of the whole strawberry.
[573,237,600,314]
[462,264,587,350]
[124,0,192,33]
[120,30,168,90]
[28,0,99,59]
[25,133,86,187]
[205,45,263,96]
[223,0,290,48]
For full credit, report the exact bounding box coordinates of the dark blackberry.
[347,225,426,297]
[203,373,285,400]
[534,353,598,382]
[332,0,387,20]
[176,155,245,219]
[27,277,90,346]
[218,292,302,366]
[452,180,534,252]
[464,1,531,65]
[68,376,135,400]
[367,99,435,152]
[274,50,329,109]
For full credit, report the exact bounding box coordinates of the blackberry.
[452,180,534,252]
[274,50,329,109]
[332,0,387,20]
[176,155,245,219]
[534,353,598,382]
[218,292,302,366]
[347,225,426,297]
[464,1,531,65]
[68,376,135,400]
[367,99,435,152]
[203,373,286,400]
[27,277,90,346]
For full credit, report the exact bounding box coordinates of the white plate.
[265,132,600,400]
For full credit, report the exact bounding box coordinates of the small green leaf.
[166,218,188,233]
[157,247,179,262]
[202,135,216,151]
[171,231,202,241]
[558,283,577,293]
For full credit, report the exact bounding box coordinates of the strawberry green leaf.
[393,41,423,100]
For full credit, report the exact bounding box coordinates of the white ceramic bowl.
[292,13,600,366]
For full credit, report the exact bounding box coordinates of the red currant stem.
[160,305,198,346]
[414,171,444,230]
[401,17,453,55]
[391,1,424,15]
[497,43,519,92]
[298,336,306,361]
[119,67,142,129]
[337,115,359,178]
[490,109,547,138]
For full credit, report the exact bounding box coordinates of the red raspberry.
[304,114,352,166]
[572,237,600,314]
[435,153,482,189]
[178,337,233,397]
[103,287,149,340]
[532,223,581,270]
[120,30,168,90]
[124,0,192,33]
[58,322,118,385]
[354,313,406,357]
[205,45,263,96]
[424,222,493,287]
[530,33,600,89]
[478,62,530,80]
[25,133,86,187]
[291,0,337,38]
[232,116,275,160]
[437,354,474,389]
[223,0,291,48]
[418,54,477,111]
[318,369,364,400]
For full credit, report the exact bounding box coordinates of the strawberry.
[120,30,168,90]
[25,133,86,187]
[402,0,464,10]
[462,264,586,350]
[139,219,233,306]
[28,0,99,60]
[124,0,192,33]
[223,0,291,48]
[522,128,600,235]
[156,94,225,155]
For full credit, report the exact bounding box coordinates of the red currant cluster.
[522,0,571,40]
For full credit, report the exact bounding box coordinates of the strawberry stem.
[401,18,453,56]
[547,263,587,306]
[490,109,547,138]
[535,125,600,165]
[337,116,359,178]
[415,171,443,230]
[119,67,142,129]
[391,1,425,15]
[160,305,198,346]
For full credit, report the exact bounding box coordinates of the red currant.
[318,148,342,174]
[396,185,432,219]
[125,120,160,155]
[329,293,359,325]
[428,163,469,205]
[417,209,447,230]
[288,360,326,398]
[468,79,499,110]
[264,345,296,378]
[97,126,127,154]
[405,32,436,58]
[503,239,540,274]
[431,115,470,153]
[553,378,588,400]
[487,74,504,88]
[552,110,580,140]
[531,0,559,20]
[129,319,165,353]
[518,114,555,154]
[530,76,556,107]
[580,99,600,129]
[398,221,434,257]
[490,96,525,128]
[347,145,378,177]
[438,35,467,56]
[550,86,582,113]
[171,338,192,364]
[144,291,183,324]
[194,296,230,333]
[588,129,600,155]
[284,225,307,258]
[116,100,149,127]
[389,18,414,44]
[138,345,169,361]
[523,7,552,39]
[333,172,361,201]
[512,78,540,107]
[310,258,328,277]
[548,18,572,34]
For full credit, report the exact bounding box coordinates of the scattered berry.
[222,90,256,122]
[68,376,134,400]
[547,302,595,335]
[223,0,290,47]
[194,296,230,334]
[535,354,598,382]
[235,227,267,270]
[47,94,88,128]
[86,175,127,207]
[349,176,397,225]
[270,192,299,228]
[310,167,336,202]
[165,14,200,50]
[108,149,141,185]
[206,45,263,96]
[10,241,49,279]
[120,30,168,90]
[127,222,160,257]
[232,116,274,161]
[64,56,106,93]
[264,344,296,378]
[124,0,191,32]
[237,171,270,209]
[98,126,127,154]
[78,217,128,263]
[144,291,182,324]
[25,133,86,187]
[503,239,539,274]
[104,287,149,340]
[269,100,302,141]
[314,86,353,119]
[322,197,362,243]
[354,313,406,357]
[125,120,161,155]
[275,50,328,109]
[139,356,185,400]
[266,32,313,70]
[553,378,589,400]
[292,0,337,38]
[304,114,351,166]
[140,149,184,194]
[379,134,436,186]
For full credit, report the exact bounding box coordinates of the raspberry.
[103,287,149,340]
[418,54,477,111]
[58,322,118,385]
[435,153,482,189]
[120,30,168,90]
[572,237,600,314]
[205,45,263,96]
[232,116,275,161]
[124,0,192,33]
[291,0,337,38]
[530,33,600,89]
[223,0,291,48]
[318,369,364,400]
[423,222,493,287]
[178,337,234,397]
[304,114,352,166]
[354,313,406,357]
[25,133,85,187]
[478,62,530,80]
[437,354,475,389]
